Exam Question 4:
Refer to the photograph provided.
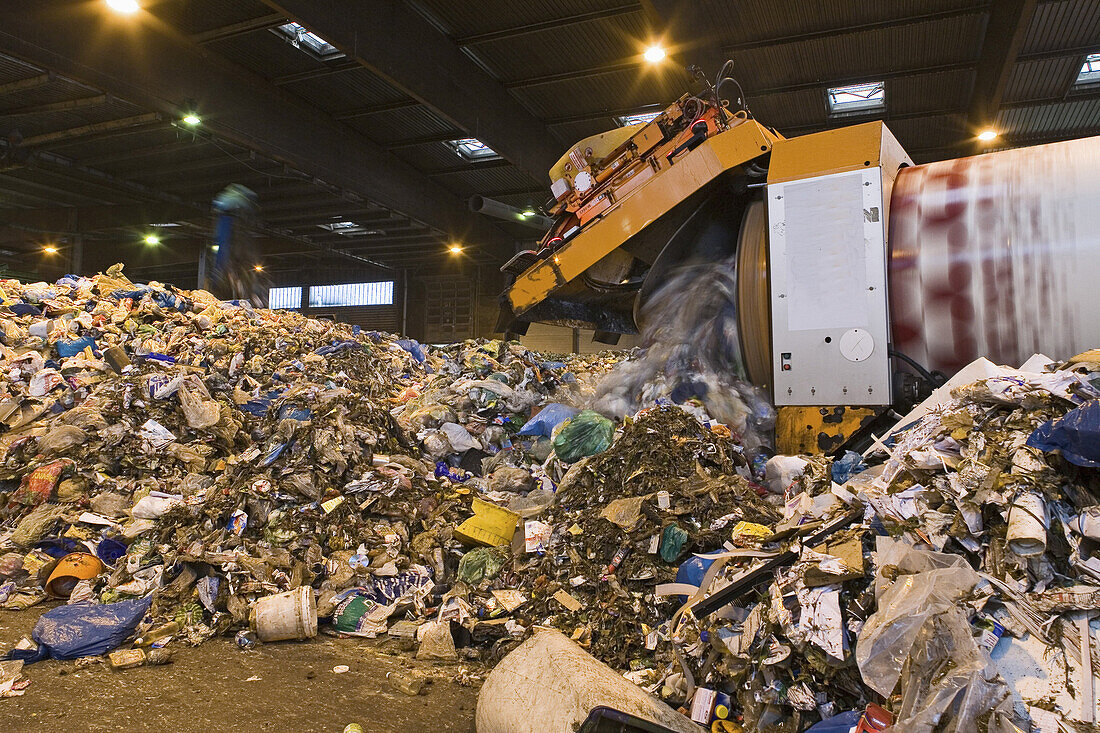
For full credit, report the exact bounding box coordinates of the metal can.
[235,629,258,650]
[606,546,631,574]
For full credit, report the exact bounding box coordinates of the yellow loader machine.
[498,71,1100,454]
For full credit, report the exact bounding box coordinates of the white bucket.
[251,586,317,642]
[1007,491,1047,556]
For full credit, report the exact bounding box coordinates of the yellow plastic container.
[45,552,105,599]
[454,498,520,547]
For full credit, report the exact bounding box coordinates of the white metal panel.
[768,168,891,406]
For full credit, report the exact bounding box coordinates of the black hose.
[889,349,946,387]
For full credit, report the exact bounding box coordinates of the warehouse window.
[447,138,499,161]
[274,23,344,60]
[826,81,885,116]
[268,286,302,310]
[616,111,662,126]
[308,281,394,308]
[1076,53,1100,86]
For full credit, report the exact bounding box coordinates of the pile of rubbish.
[5,264,1100,733]
[0,266,622,666]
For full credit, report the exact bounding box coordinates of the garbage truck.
[497,69,1100,453]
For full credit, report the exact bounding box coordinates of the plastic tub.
[45,552,105,599]
[250,586,317,642]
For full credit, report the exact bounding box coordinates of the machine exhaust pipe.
[468,195,553,231]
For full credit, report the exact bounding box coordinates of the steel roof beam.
[192,13,287,45]
[724,5,991,53]
[15,113,161,148]
[0,2,515,261]
[968,0,1038,133]
[0,203,201,232]
[333,99,420,120]
[454,4,642,46]
[3,94,110,117]
[0,72,55,95]
[261,0,561,180]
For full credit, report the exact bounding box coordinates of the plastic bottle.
[387,670,424,696]
[135,621,180,647]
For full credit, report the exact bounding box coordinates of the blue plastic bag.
[19,597,151,663]
[396,339,427,363]
[831,451,868,484]
[803,711,861,732]
[675,553,717,602]
[1028,399,1100,468]
[56,335,97,358]
[516,403,578,438]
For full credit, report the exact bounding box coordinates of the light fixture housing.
[643,45,666,64]
[106,0,140,14]
[977,129,998,142]
[182,114,201,126]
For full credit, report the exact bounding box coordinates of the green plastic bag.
[457,547,507,585]
[659,524,689,563]
[552,410,614,463]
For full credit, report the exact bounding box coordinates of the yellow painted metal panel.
[767,122,887,184]
[775,405,879,455]
[508,120,779,313]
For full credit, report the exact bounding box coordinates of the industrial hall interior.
[2,1,1100,732]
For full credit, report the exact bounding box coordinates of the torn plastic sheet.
[1027,399,1100,468]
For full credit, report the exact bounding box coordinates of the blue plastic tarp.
[516,403,578,438]
[15,597,151,663]
[1028,399,1100,468]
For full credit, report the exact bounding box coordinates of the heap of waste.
[5,265,1100,732]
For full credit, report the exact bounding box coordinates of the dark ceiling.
[0,0,1097,286]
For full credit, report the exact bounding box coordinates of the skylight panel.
[826,81,885,116]
[616,111,662,127]
[317,220,383,236]
[274,22,344,60]
[447,138,500,161]
[1076,53,1100,86]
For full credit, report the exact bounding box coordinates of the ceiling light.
[643,45,666,64]
[448,244,463,255]
[211,245,219,252]
[143,234,160,245]
[182,114,201,126]
[253,264,264,272]
[43,246,58,254]
[977,129,998,142]
[520,205,537,218]
[106,0,140,14]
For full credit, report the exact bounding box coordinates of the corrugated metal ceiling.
[1021,0,1100,55]
[148,0,273,36]
[3,0,1100,278]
